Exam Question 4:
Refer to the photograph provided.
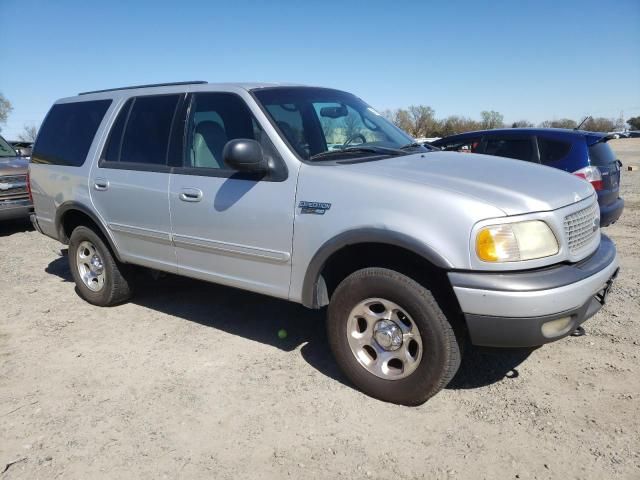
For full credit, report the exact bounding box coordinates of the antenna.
[575,116,591,130]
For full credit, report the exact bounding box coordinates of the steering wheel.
[342,133,367,149]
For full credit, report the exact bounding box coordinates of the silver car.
[29,82,619,405]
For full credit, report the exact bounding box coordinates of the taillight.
[573,166,603,191]
[26,170,33,203]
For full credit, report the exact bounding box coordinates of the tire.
[327,267,461,406]
[68,225,134,306]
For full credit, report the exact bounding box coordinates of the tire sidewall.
[68,226,118,306]
[328,268,456,405]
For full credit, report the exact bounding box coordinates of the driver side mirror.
[223,139,268,174]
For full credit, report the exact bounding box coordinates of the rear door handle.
[179,188,203,202]
[94,178,109,191]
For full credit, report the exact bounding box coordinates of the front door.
[168,92,297,299]
[90,94,182,272]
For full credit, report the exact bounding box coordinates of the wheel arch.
[55,201,124,262]
[301,228,454,309]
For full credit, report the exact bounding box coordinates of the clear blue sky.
[1,0,639,139]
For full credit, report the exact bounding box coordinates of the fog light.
[541,316,573,338]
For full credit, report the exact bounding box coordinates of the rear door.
[90,94,183,272]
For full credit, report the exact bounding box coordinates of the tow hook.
[571,326,586,337]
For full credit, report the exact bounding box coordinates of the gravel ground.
[1,139,638,479]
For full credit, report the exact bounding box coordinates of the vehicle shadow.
[45,252,534,392]
[0,218,33,237]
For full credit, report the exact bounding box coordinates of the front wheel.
[327,268,461,405]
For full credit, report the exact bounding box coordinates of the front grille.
[0,175,27,199]
[564,201,599,254]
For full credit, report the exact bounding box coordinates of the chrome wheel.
[76,240,105,292]
[347,298,423,380]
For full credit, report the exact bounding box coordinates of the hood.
[341,151,594,216]
[0,156,29,176]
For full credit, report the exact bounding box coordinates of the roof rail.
[78,81,208,95]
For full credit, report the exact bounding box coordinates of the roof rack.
[78,81,208,95]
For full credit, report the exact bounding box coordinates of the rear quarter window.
[537,137,571,163]
[32,100,112,166]
[588,141,617,166]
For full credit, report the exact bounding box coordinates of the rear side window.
[484,137,534,162]
[435,137,481,153]
[103,95,180,166]
[537,137,571,163]
[32,100,111,166]
[588,141,617,166]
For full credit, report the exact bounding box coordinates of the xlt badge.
[299,201,331,215]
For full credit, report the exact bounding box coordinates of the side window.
[186,93,283,172]
[32,100,112,166]
[484,137,534,162]
[438,137,481,153]
[263,104,308,158]
[102,95,180,166]
[538,137,571,163]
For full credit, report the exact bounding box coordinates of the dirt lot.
[1,140,639,479]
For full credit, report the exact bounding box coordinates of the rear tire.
[68,226,134,306]
[327,267,460,405]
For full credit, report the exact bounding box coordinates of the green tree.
[439,116,482,136]
[627,116,640,130]
[480,110,504,129]
[0,93,12,132]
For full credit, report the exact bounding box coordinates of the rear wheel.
[327,267,460,405]
[68,226,134,306]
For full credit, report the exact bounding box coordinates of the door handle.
[94,178,109,191]
[179,188,203,202]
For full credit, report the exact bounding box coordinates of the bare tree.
[18,124,38,142]
[538,118,577,129]
[511,120,534,128]
[581,117,616,132]
[439,116,482,136]
[407,105,438,137]
[480,110,504,129]
[627,116,640,130]
[342,114,361,141]
[0,93,12,132]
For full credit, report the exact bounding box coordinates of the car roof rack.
[78,81,208,95]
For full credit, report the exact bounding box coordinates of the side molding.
[300,228,452,308]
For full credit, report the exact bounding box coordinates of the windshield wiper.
[309,146,405,161]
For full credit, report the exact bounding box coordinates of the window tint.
[484,138,534,162]
[116,95,180,165]
[588,141,617,166]
[32,100,111,166]
[0,135,17,157]
[436,137,481,153]
[186,93,282,171]
[537,137,571,163]
[103,99,132,163]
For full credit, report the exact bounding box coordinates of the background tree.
[581,117,616,132]
[511,120,534,128]
[18,124,38,142]
[407,105,438,137]
[626,116,640,130]
[480,110,504,130]
[0,93,12,132]
[342,114,361,141]
[539,118,577,129]
[438,116,482,136]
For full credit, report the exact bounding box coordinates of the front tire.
[327,268,461,405]
[68,226,134,306]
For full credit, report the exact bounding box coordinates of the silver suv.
[29,82,619,405]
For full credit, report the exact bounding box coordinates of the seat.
[193,121,228,168]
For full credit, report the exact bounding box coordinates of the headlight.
[476,220,558,262]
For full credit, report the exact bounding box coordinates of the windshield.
[0,135,17,158]
[253,87,427,161]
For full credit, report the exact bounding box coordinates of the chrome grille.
[564,202,599,254]
[0,175,28,199]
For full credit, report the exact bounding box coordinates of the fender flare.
[55,201,124,262]
[300,228,452,308]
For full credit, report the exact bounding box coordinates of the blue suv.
[431,129,624,226]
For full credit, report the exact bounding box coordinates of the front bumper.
[449,235,619,347]
[0,198,32,221]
